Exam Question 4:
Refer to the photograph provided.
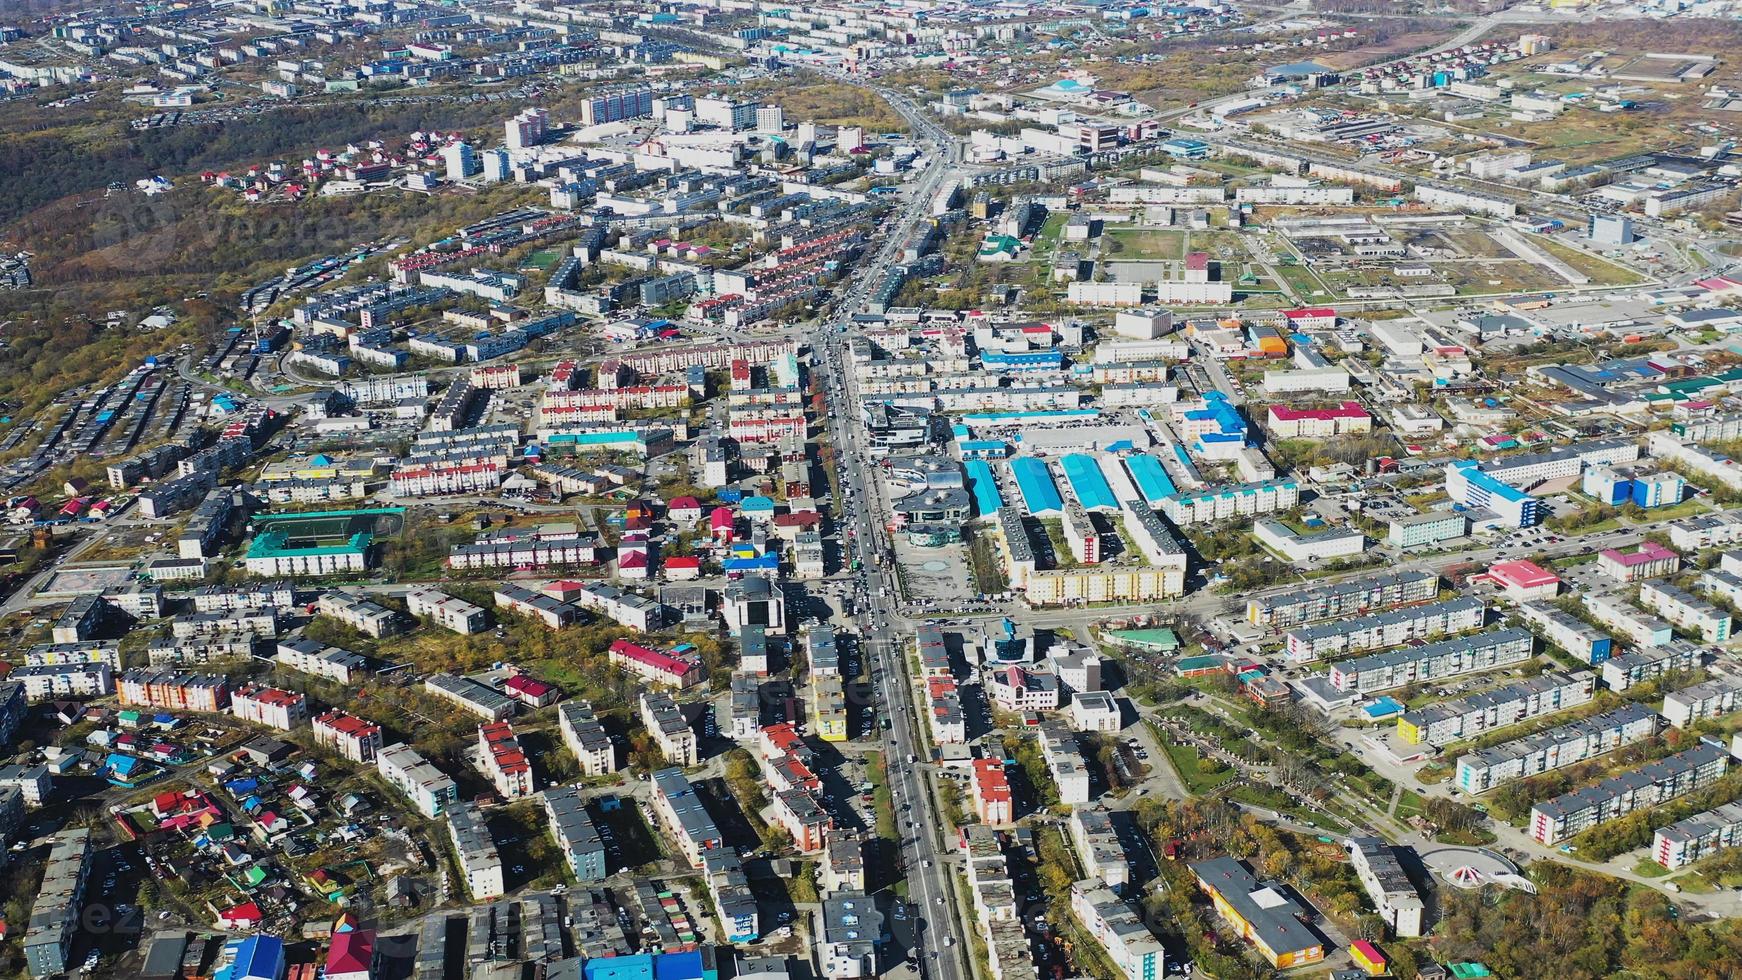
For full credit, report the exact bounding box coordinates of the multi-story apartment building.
[650,767,723,869]
[1583,594,1676,649]
[118,669,229,713]
[1069,881,1167,980]
[311,709,383,764]
[542,785,609,882]
[608,638,706,689]
[230,684,309,731]
[1283,597,1484,662]
[1516,602,1613,665]
[1529,743,1729,844]
[477,721,536,799]
[1039,722,1091,805]
[1247,568,1438,629]
[274,638,371,683]
[316,592,399,638]
[559,701,617,777]
[447,802,505,900]
[641,691,697,766]
[1396,670,1593,745]
[1069,807,1130,893]
[377,743,459,819]
[1640,581,1732,643]
[424,673,517,721]
[1347,836,1425,938]
[1601,641,1703,691]
[972,758,1013,825]
[12,663,114,701]
[1654,801,1742,870]
[1662,678,1742,729]
[22,829,90,979]
[407,588,488,634]
[1327,628,1534,693]
[1456,704,1659,795]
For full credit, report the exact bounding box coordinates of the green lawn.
[1274,261,1331,300]
[1633,857,1673,878]
[1395,789,1427,821]
[1158,737,1235,795]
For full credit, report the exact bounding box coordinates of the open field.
[1101,228,1187,261]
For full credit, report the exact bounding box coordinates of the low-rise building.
[1596,542,1680,583]
[1070,690,1121,733]
[1191,856,1325,969]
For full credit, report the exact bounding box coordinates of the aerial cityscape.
[4,0,1742,978]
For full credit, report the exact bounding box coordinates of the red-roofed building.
[971,758,1013,825]
[771,511,823,538]
[478,721,536,799]
[1597,541,1679,583]
[1350,940,1386,977]
[668,496,703,525]
[1483,559,1561,601]
[218,901,264,931]
[326,928,376,980]
[608,639,705,689]
[1279,307,1338,330]
[231,684,309,732]
[503,674,558,707]
[1266,402,1372,439]
[312,709,383,764]
[664,555,702,580]
[710,507,736,543]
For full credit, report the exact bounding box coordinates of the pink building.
[1597,542,1679,583]
[1483,559,1561,601]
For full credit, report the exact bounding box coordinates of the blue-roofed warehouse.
[964,460,1004,516]
[1061,454,1118,511]
[1123,454,1177,506]
[1010,458,1063,516]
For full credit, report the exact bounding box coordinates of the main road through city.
[805,72,972,980]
